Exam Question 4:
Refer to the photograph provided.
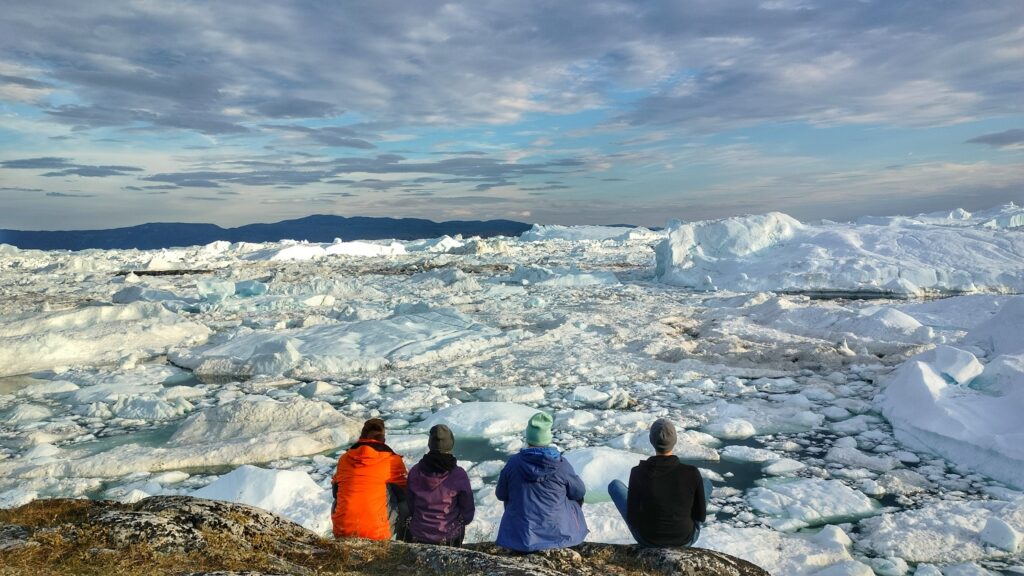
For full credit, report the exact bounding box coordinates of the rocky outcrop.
[0,496,769,576]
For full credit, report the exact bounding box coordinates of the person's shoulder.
[677,461,703,477]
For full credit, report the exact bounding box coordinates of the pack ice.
[0,302,210,377]
[171,307,520,379]
[4,204,1024,574]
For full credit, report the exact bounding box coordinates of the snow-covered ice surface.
[656,204,1024,296]
[2,207,1024,574]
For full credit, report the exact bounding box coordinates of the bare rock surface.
[1,496,769,576]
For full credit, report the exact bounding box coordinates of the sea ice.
[0,395,360,479]
[563,446,643,502]
[172,308,518,379]
[193,465,333,535]
[520,224,659,242]
[964,296,1024,357]
[856,500,1005,564]
[747,477,881,530]
[700,398,824,439]
[0,302,210,377]
[879,322,1024,489]
[700,524,861,575]
[421,402,541,439]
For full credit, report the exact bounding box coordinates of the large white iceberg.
[879,300,1024,489]
[0,302,210,377]
[0,395,359,479]
[521,224,660,242]
[193,465,333,535]
[171,308,518,379]
[655,210,1024,295]
[701,524,864,576]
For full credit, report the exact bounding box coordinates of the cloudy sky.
[1,1,1022,230]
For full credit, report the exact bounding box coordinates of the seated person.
[495,411,589,552]
[608,418,710,547]
[406,424,475,546]
[331,418,408,540]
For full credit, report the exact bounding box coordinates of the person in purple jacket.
[405,424,475,546]
[495,411,589,552]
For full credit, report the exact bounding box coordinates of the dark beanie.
[650,418,677,453]
[360,418,386,442]
[428,424,455,453]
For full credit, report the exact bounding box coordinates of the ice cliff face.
[656,205,1024,295]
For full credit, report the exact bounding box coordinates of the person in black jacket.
[608,418,711,547]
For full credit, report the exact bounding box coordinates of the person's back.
[406,424,475,545]
[627,455,705,546]
[332,419,408,540]
[495,412,588,552]
[609,418,709,548]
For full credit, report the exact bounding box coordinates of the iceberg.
[193,465,333,535]
[0,302,210,377]
[656,210,1024,295]
[879,302,1024,489]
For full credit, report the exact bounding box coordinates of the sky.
[1,1,1023,230]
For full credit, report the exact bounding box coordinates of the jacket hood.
[518,447,561,482]
[420,451,457,475]
[346,441,396,467]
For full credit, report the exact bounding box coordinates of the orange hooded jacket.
[331,439,408,539]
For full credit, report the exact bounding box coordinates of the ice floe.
[856,498,1024,563]
[747,477,880,530]
[171,307,520,379]
[0,302,210,377]
[421,402,540,439]
[879,300,1024,489]
[193,465,333,535]
[0,395,360,479]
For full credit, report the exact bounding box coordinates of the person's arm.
[692,469,707,523]
[562,460,587,503]
[331,480,338,514]
[626,468,641,521]
[406,466,418,516]
[456,469,476,524]
[387,453,408,488]
[496,461,509,502]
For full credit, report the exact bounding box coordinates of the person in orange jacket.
[331,418,408,540]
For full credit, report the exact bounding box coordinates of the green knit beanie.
[525,411,554,446]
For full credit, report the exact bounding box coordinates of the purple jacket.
[407,452,475,543]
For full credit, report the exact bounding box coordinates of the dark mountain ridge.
[0,215,533,251]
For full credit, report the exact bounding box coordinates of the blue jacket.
[495,447,589,551]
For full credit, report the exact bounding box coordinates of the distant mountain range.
[0,215,533,251]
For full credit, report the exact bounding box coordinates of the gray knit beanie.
[650,418,677,453]
[428,424,455,453]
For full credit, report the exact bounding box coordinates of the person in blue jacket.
[495,411,589,552]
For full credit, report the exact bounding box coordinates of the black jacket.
[626,455,706,546]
